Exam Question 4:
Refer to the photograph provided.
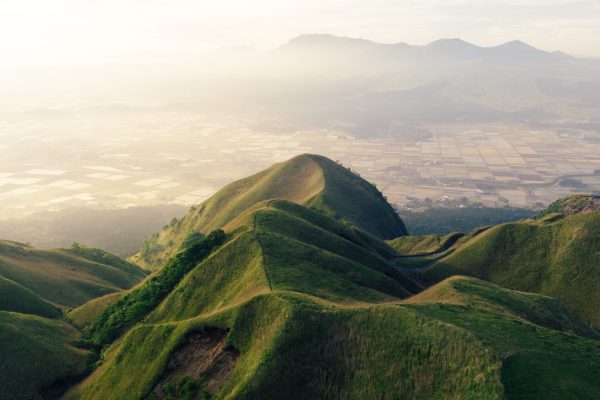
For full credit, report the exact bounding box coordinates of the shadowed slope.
[0,311,90,400]
[0,275,60,318]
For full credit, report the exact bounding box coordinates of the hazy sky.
[2,0,599,66]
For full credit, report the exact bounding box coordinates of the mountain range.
[186,34,600,136]
[1,154,600,399]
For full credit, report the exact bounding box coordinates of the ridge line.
[252,208,273,292]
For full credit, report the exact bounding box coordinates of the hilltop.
[132,154,407,270]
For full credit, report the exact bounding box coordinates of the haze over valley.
[2,34,600,228]
[2,2,600,399]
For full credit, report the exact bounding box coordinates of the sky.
[1,0,599,67]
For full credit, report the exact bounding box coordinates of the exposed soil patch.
[149,326,239,399]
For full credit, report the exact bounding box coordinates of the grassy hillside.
[68,292,123,330]
[0,240,146,309]
[0,275,60,318]
[69,274,600,400]
[423,209,600,329]
[387,232,464,255]
[0,241,147,400]
[0,311,90,400]
[6,163,600,399]
[69,191,600,399]
[132,154,407,270]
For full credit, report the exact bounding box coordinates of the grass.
[72,276,600,400]
[0,311,90,400]
[387,232,464,255]
[405,278,600,400]
[6,167,600,399]
[69,196,600,399]
[83,230,225,348]
[0,240,146,308]
[0,275,60,318]
[68,292,124,330]
[423,211,600,329]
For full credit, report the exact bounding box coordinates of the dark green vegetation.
[84,230,225,348]
[132,154,407,270]
[2,155,600,399]
[0,240,147,399]
[398,206,537,235]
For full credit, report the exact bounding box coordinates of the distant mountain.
[171,33,600,138]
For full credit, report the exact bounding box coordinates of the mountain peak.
[496,40,538,51]
[286,34,375,48]
[133,154,407,270]
[426,38,479,49]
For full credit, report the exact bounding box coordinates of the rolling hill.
[132,154,407,270]
[3,156,600,399]
[0,241,146,399]
[422,196,600,330]
[0,240,147,309]
[63,159,600,400]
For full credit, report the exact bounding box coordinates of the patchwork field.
[1,113,599,220]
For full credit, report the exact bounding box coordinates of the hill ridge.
[133,154,407,270]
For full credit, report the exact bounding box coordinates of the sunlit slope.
[0,240,146,308]
[405,277,600,400]
[126,200,417,325]
[423,209,600,329]
[387,232,465,255]
[0,311,89,400]
[68,292,124,330]
[71,275,600,400]
[133,154,407,270]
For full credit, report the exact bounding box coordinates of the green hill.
[422,198,600,329]
[0,240,147,309]
[0,311,90,400]
[0,275,60,318]
[0,241,147,399]
[132,154,407,270]
[69,270,600,400]
[69,187,600,399]
[4,160,600,399]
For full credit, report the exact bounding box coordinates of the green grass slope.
[422,210,600,329]
[70,275,600,400]
[68,191,600,399]
[132,154,407,270]
[387,232,464,255]
[0,311,90,400]
[103,200,416,329]
[0,240,146,308]
[0,275,60,318]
